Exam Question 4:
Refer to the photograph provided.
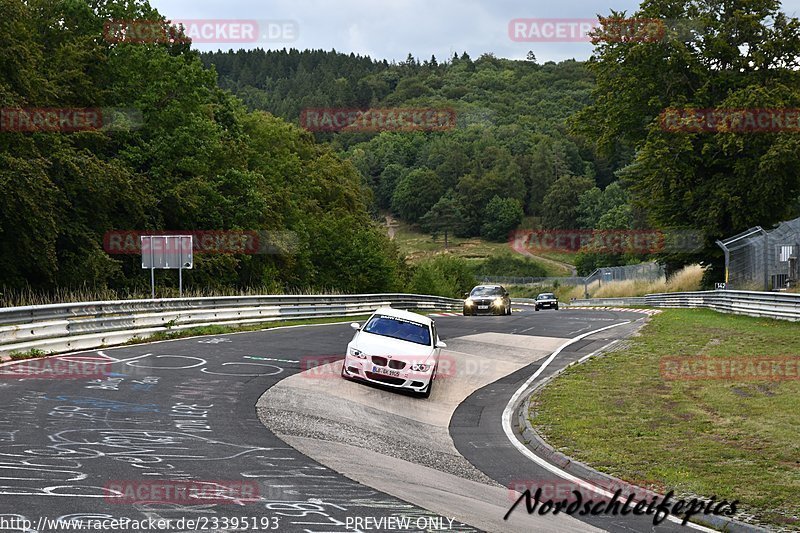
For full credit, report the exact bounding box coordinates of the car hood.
[353,331,434,359]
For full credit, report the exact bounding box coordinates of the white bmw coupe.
[341,307,446,398]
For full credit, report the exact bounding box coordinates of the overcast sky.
[149,0,800,63]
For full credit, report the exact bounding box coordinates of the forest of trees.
[202,48,614,243]
[3,0,799,297]
[203,0,800,279]
[0,0,406,295]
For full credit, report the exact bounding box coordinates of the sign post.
[141,235,193,298]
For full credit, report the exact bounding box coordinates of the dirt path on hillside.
[510,235,578,276]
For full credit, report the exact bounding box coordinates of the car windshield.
[363,315,431,346]
[470,287,503,297]
[538,294,555,300]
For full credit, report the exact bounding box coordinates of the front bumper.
[536,301,558,308]
[342,355,433,392]
[463,300,507,314]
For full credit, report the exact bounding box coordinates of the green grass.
[528,249,579,266]
[529,309,800,529]
[8,348,48,360]
[0,285,344,308]
[391,219,570,276]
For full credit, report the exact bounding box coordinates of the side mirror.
[437,341,447,349]
[350,322,361,331]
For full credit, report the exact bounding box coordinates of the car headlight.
[492,298,504,307]
[464,298,475,307]
[348,347,367,359]
[410,363,430,372]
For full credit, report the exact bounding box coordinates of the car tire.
[506,305,512,315]
[535,306,539,311]
[555,305,559,310]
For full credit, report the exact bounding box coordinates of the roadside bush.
[408,255,474,298]
[471,253,548,278]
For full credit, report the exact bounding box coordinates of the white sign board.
[141,235,193,269]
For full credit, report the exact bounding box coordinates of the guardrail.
[568,290,800,321]
[0,294,463,359]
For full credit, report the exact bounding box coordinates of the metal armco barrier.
[0,294,463,359]
[569,290,800,321]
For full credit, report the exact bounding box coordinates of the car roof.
[371,307,433,326]
[473,285,504,290]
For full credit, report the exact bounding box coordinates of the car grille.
[365,372,405,386]
[370,356,406,370]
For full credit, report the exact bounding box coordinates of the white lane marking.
[501,321,717,532]
[198,337,231,344]
[244,356,298,364]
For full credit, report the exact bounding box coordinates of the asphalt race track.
[0,305,704,533]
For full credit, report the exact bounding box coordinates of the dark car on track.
[534,292,559,311]
[463,285,511,316]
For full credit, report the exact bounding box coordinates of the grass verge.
[529,308,800,530]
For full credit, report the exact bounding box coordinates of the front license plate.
[478,305,489,310]
[372,366,400,377]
